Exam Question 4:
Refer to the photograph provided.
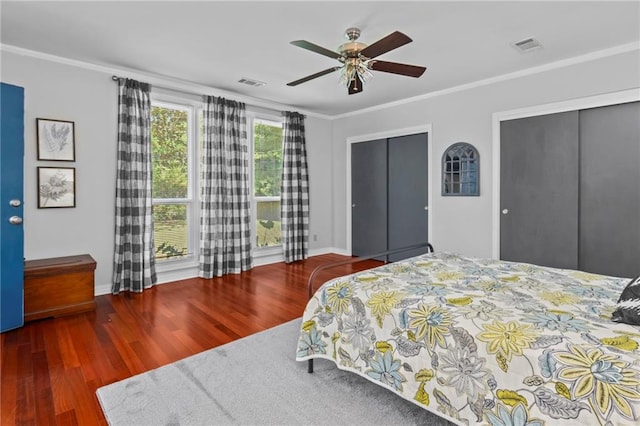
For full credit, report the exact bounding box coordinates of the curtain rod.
[112,74,204,98]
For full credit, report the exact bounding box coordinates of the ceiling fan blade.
[287,67,341,87]
[369,60,426,78]
[360,31,412,59]
[290,40,342,60]
[348,74,363,95]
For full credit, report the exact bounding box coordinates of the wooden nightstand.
[23,254,96,322]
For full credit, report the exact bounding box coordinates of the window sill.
[254,245,282,258]
[153,247,286,283]
[155,255,199,283]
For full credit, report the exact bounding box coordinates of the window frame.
[150,96,201,270]
[248,113,284,254]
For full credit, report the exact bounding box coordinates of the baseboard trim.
[95,282,112,296]
[94,247,350,295]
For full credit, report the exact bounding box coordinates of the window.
[150,103,282,266]
[252,118,283,248]
[151,102,197,261]
[442,142,479,196]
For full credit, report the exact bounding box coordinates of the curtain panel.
[280,111,310,263]
[112,78,157,293]
[199,96,252,278]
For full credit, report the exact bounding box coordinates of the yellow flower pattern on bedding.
[297,252,640,425]
[408,304,452,350]
[554,344,640,420]
[477,320,537,361]
[325,281,352,316]
[540,291,580,306]
[366,291,402,327]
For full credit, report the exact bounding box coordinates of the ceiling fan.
[287,27,426,95]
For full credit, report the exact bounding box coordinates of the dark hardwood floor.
[1,253,382,426]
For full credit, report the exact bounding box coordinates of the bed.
[296,250,640,425]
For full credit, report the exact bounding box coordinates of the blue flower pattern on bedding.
[297,252,640,425]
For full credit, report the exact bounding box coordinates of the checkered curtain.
[112,78,157,293]
[280,111,310,263]
[199,96,252,278]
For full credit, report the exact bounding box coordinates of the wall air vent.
[512,37,543,53]
[238,78,266,87]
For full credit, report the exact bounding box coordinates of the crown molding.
[0,43,333,120]
[2,41,638,121]
[332,41,640,120]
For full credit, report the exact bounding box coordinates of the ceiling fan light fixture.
[357,63,374,83]
[339,58,373,87]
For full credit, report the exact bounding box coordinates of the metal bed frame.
[305,242,434,373]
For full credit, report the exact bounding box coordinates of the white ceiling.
[1,1,639,116]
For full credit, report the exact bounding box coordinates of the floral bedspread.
[296,252,640,425]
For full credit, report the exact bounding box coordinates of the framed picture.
[38,167,76,208]
[37,118,75,161]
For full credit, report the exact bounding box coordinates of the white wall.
[331,49,640,258]
[1,50,335,294]
[3,46,638,293]
[2,51,119,293]
[305,116,335,252]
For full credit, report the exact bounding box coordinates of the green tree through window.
[254,119,283,247]
[151,104,191,260]
[152,107,188,198]
[254,122,282,196]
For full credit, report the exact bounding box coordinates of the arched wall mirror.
[442,142,479,196]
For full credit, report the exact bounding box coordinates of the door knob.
[352,204,356,208]
[9,216,23,225]
[424,206,428,211]
[9,199,21,207]
[502,209,509,215]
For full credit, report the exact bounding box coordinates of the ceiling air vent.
[512,37,543,53]
[238,78,266,87]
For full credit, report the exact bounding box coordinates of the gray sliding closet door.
[351,139,388,257]
[388,133,429,261]
[500,111,580,269]
[579,102,640,278]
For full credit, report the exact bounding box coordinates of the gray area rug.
[97,319,454,425]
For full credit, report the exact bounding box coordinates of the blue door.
[1,82,25,332]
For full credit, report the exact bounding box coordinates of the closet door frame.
[346,124,432,256]
[491,88,639,259]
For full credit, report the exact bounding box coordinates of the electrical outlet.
[313,234,318,242]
